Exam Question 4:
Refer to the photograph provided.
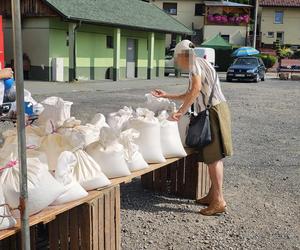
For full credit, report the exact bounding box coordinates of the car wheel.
[164,72,169,77]
[254,74,260,83]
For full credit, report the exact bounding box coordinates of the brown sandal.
[199,202,227,216]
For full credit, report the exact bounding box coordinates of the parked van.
[194,47,215,66]
[164,47,215,76]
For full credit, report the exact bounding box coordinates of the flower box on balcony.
[207,14,250,25]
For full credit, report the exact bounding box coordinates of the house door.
[126,39,137,78]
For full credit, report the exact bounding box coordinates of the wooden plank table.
[0,148,210,249]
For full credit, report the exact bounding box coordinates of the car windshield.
[234,58,258,66]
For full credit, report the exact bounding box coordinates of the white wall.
[260,7,300,45]
[3,18,50,67]
[152,0,204,29]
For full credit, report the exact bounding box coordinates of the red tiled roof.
[260,0,300,7]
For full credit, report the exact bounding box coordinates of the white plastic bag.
[0,80,4,106]
[0,184,16,230]
[90,113,109,130]
[58,117,100,148]
[119,129,148,172]
[158,111,187,158]
[52,151,88,205]
[127,108,166,163]
[38,96,73,130]
[178,114,191,147]
[0,155,65,217]
[107,106,133,133]
[86,127,131,178]
[24,89,37,106]
[144,93,176,114]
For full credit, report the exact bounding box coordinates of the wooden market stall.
[0,149,210,250]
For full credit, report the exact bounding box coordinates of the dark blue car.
[226,57,266,82]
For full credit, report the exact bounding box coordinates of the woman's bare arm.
[170,75,202,121]
[151,89,187,101]
[165,92,188,101]
[179,75,201,114]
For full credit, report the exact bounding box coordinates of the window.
[106,36,113,49]
[274,11,283,24]
[276,32,284,43]
[267,32,274,38]
[195,3,204,16]
[163,3,177,15]
[221,34,230,42]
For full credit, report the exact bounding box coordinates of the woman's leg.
[208,160,225,204]
[196,160,224,204]
[199,160,227,215]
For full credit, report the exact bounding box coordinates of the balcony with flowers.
[204,1,252,26]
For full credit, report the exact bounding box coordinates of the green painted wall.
[154,37,165,78]
[48,18,69,81]
[47,18,165,81]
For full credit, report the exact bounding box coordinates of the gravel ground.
[1,77,299,249]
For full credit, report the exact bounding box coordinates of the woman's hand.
[0,68,14,79]
[168,111,183,121]
[151,89,167,98]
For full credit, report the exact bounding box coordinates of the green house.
[1,0,191,82]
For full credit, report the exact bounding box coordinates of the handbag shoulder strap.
[207,70,218,108]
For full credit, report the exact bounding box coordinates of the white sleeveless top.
[189,57,226,112]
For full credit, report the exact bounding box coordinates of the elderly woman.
[152,40,233,216]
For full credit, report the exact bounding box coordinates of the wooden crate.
[141,153,211,200]
[0,186,121,250]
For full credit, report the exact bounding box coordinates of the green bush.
[260,54,277,69]
[278,47,293,58]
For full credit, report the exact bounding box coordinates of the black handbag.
[185,74,216,148]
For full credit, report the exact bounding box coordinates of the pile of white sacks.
[0,94,188,230]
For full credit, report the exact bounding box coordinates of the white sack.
[127,108,166,163]
[73,149,111,190]
[39,133,72,171]
[52,151,88,205]
[107,106,133,133]
[1,156,65,217]
[58,117,100,148]
[178,114,191,147]
[119,129,148,172]
[0,184,16,230]
[90,113,109,130]
[86,127,131,178]
[1,126,44,148]
[144,93,176,114]
[0,126,44,163]
[158,111,187,158]
[38,96,73,130]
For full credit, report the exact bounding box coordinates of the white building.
[151,0,252,47]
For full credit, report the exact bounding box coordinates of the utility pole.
[252,0,259,48]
